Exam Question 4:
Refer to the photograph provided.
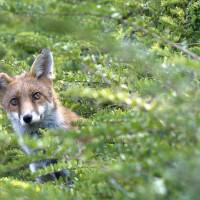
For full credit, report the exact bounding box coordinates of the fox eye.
[32,92,41,100]
[10,98,18,106]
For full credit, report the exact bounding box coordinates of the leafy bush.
[15,32,52,53]
[0,0,200,200]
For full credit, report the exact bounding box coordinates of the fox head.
[0,49,58,134]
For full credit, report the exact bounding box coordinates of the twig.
[1,11,111,19]
[132,23,200,62]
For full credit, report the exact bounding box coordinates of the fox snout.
[7,108,43,128]
[17,99,44,126]
[20,111,41,126]
[23,114,33,124]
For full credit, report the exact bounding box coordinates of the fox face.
[0,49,65,136]
[3,75,54,126]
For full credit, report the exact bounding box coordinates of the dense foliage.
[0,0,200,199]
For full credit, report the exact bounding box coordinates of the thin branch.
[132,23,200,62]
[3,11,111,19]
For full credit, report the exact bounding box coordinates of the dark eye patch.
[10,97,18,106]
[32,92,41,100]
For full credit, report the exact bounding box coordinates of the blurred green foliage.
[0,0,200,199]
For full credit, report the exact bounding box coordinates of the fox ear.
[30,49,54,79]
[0,73,12,90]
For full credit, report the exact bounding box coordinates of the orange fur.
[0,49,80,135]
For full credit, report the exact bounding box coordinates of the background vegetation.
[0,0,200,199]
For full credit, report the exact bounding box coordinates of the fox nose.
[23,114,32,124]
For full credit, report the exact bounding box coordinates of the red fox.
[0,49,81,178]
[0,49,80,138]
